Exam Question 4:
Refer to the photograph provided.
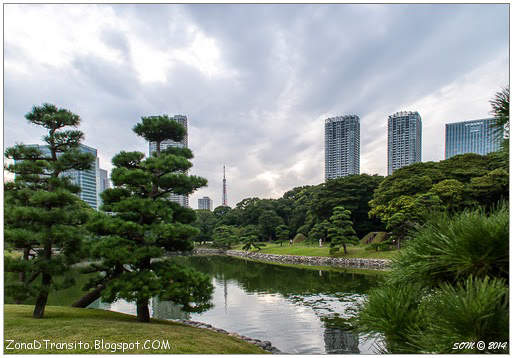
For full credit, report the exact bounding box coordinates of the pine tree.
[328,206,358,255]
[4,103,95,318]
[85,115,212,322]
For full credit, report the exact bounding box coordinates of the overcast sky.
[4,4,509,209]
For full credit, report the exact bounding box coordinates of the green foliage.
[414,277,508,353]
[212,225,239,249]
[387,204,509,287]
[192,210,216,244]
[4,103,94,318]
[240,225,262,251]
[85,115,212,322]
[308,220,330,243]
[292,233,307,244]
[490,87,509,141]
[369,153,508,234]
[310,175,385,237]
[327,206,358,254]
[258,209,284,241]
[274,224,290,244]
[357,283,426,353]
[357,205,509,353]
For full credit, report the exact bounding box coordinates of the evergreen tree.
[85,115,212,322]
[275,224,290,246]
[327,206,358,254]
[4,103,94,318]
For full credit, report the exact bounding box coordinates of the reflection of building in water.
[151,297,190,320]
[323,327,359,354]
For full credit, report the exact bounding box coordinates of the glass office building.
[445,118,503,159]
[387,111,422,175]
[149,114,189,207]
[324,115,360,180]
[23,144,100,210]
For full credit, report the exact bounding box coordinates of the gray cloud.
[4,4,509,209]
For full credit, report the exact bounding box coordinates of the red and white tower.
[222,165,227,206]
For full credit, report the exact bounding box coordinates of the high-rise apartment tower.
[387,111,422,175]
[324,115,360,180]
[149,114,189,207]
[198,196,213,211]
[445,118,503,159]
[222,165,227,206]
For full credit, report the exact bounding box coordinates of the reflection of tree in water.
[170,256,382,354]
[151,297,190,320]
[173,256,382,297]
[323,327,360,354]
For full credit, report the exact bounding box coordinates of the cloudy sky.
[4,4,509,208]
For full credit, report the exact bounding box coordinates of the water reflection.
[89,256,382,354]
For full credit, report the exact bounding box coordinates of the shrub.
[387,203,509,287]
[292,233,306,244]
[356,284,426,353]
[412,277,509,353]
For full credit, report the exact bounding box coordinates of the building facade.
[24,144,101,210]
[324,115,360,180]
[445,118,503,159]
[149,114,189,207]
[387,111,422,175]
[97,168,110,208]
[198,196,213,211]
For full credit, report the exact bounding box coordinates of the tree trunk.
[33,244,52,318]
[33,272,50,318]
[343,243,347,255]
[72,284,104,308]
[136,299,150,322]
[397,238,401,250]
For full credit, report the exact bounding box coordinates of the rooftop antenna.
[222,165,228,206]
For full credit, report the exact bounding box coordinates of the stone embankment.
[176,319,281,354]
[192,248,391,269]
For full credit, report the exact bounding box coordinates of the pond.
[88,255,384,354]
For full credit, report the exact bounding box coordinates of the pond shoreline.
[174,319,281,353]
[189,248,391,270]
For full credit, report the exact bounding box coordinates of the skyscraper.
[149,114,189,207]
[97,168,110,208]
[23,144,100,209]
[198,196,213,211]
[387,111,422,175]
[445,118,503,159]
[222,165,227,206]
[324,115,360,180]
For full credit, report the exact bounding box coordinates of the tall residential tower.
[387,111,422,175]
[324,115,360,180]
[445,118,503,159]
[198,196,213,211]
[149,114,189,207]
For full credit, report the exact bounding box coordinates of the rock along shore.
[192,248,391,270]
[175,319,281,354]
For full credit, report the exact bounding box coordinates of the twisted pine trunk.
[33,244,52,318]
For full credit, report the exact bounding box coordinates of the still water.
[89,256,383,354]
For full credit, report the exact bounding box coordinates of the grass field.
[4,305,266,354]
[232,243,398,260]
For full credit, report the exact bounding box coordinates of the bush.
[357,204,509,354]
[413,277,509,354]
[292,233,306,244]
[357,284,426,353]
[387,204,509,287]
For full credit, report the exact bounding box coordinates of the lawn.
[233,243,399,260]
[4,305,266,354]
